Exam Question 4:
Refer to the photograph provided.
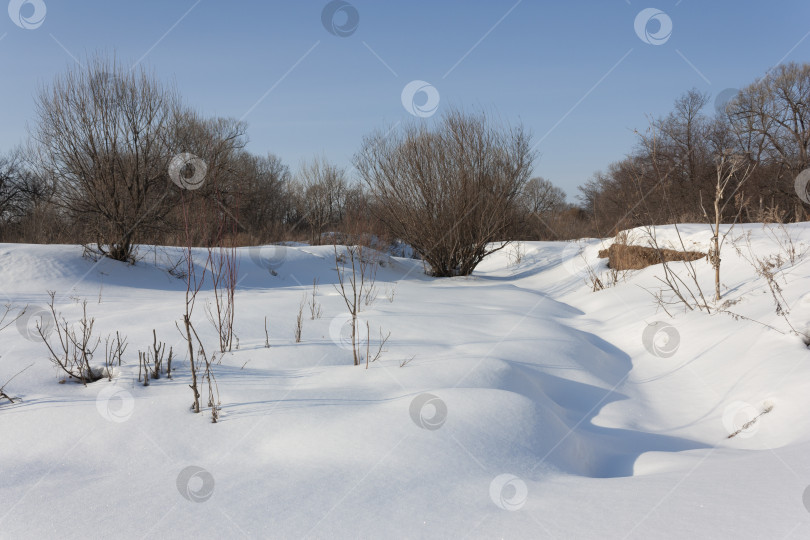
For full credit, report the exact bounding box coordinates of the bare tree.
[355,108,535,276]
[177,197,206,413]
[520,177,566,215]
[294,156,348,245]
[728,63,810,173]
[32,55,180,261]
[237,152,292,241]
[703,151,755,300]
[727,63,810,220]
[0,150,25,229]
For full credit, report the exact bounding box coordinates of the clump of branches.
[762,221,808,266]
[309,278,322,320]
[385,284,396,303]
[205,208,240,353]
[202,349,220,423]
[364,321,390,369]
[730,231,800,335]
[103,331,128,381]
[507,243,526,267]
[138,329,172,385]
[37,292,103,384]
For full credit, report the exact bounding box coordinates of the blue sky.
[1,0,809,200]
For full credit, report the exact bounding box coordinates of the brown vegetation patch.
[598,243,705,270]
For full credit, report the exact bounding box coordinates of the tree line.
[579,63,810,236]
[0,55,808,276]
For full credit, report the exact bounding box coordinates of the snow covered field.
[2,223,810,539]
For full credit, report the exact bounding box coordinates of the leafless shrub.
[309,278,322,320]
[138,351,150,386]
[137,329,172,384]
[202,350,220,423]
[604,267,632,288]
[355,108,535,277]
[103,331,128,381]
[294,294,305,343]
[384,284,397,303]
[166,251,189,280]
[205,228,239,353]
[644,226,712,313]
[399,355,415,368]
[763,221,808,265]
[731,231,799,334]
[507,243,526,267]
[364,321,390,369]
[585,261,604,292]
[37,292,102,384]
[363,276,379,309]
[334,243,379,365]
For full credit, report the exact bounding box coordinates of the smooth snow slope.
[1,224,810,539]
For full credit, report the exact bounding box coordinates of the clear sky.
[2,0,809,200]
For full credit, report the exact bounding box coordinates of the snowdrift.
[1,223,810,538]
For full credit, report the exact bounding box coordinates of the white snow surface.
[1,223,810,539]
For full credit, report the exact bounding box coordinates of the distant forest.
[1,56,808,262]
